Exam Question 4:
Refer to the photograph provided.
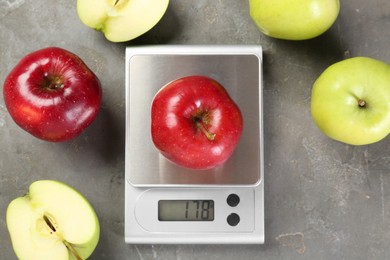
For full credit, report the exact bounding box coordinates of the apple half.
[6,180,100,260]
[77,0,169,42]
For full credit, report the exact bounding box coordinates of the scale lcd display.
[158,200,215,221]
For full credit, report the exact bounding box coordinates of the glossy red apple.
[3,47,102,142]
[151,75,243,170]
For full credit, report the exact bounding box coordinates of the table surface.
[1,1,389,259]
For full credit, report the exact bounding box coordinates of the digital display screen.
[158,200,214,221]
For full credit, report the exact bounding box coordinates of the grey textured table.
[1,0,390,259]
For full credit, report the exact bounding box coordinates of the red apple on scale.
[151,75,243,170]
[3,47,102,142]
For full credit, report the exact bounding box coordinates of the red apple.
[151,75,243,170]
[3,47,102,142]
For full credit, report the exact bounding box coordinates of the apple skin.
[77,0,169,42]
[311,57,390,145]
[151,75,243,170]
[249,0,340,40]
[6,180,100,260]
[3,47,102,142]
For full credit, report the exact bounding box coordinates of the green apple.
[77,0,169,42]
[311,57,390,145]
[6,180,100,260]
[249,0,340,40]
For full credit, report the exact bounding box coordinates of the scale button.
[227,213,240,226]
[227,193,240,207]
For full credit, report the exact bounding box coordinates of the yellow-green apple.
[77,0,169,42]
[151,75,243,170]
[3,47,102,142]
[249,0,340,40]
[6,180,100,260]
[311,57,390,145]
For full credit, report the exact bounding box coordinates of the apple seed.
[113,0,127,7]
[43,214,57,233]
[43,214,82,260]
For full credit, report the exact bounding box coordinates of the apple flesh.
[6,180,100,260]
[249,0,340,40]
[77,0,169,42]
[3,47,102,142]
[311,57,390,145]
[151,75,243,170]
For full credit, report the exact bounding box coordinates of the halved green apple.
[77,0,170,42]
[6,180,100,260]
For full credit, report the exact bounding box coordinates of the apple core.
[38,214,83,260]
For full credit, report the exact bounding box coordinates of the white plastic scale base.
[124,45,264,244]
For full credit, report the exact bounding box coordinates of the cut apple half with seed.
[6,180,100,260]
[77,0,170,42]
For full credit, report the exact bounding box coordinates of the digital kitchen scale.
[124,45,264,244]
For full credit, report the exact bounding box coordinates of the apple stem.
[64,240,83,260]
[196,120,216,141]
[42,74,64,91]
[358,99,366,108]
